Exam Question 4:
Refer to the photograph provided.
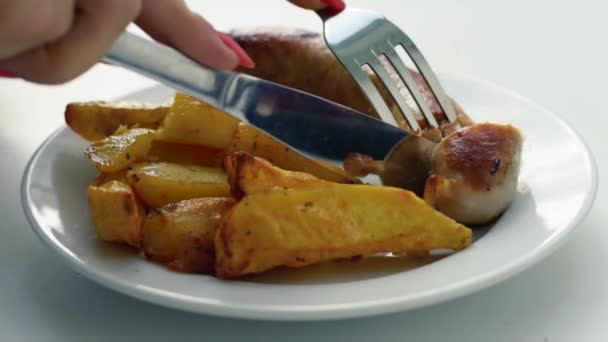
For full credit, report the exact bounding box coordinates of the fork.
[317,6,459,133]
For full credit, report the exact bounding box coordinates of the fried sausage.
[424,123,523,225]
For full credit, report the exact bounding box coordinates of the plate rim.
[21,73,599,321]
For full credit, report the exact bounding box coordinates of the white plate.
[21,73,598,321]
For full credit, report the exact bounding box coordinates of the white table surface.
[1,0,606,341]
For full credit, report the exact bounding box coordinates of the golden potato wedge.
[143,197,235,274]
[224,151,329,198]
[215,173,472,278]
[157,93,239,149]
[85,128,156,173]
[91,170,129,185]
[127,162,231,208]
[87,178,145,248]
[226,122,357,184]
[65,101,169,141]
[147,141,224,168]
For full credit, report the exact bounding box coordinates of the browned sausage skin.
[424,123,523,225]
[232,28,377,115]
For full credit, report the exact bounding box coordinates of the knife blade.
[104,32,409,163]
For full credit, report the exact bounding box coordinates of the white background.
[1,0,606,340]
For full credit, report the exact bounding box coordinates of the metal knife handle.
[103,31,237,112]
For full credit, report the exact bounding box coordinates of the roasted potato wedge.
[147,141,224,168]
[226,122,357,184]
[215,155,472,278]
[143,197,235,274]
[65,101,169,141]
[92,170,129,184]
[87,177,145,248]
[85,128,156,173]
[157,93,239,149]
[224,151,329,198]
[216,185,472,278]
[127,162,231,208]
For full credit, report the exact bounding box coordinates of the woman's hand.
[1,0,146,83]
[0,0,343,84]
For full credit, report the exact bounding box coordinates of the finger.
[217,32,255,69]
[0,69,17,78]
[287,0,327,10]
[322,0,346,12]
[0,0,142,84]
[136,0,246,70]
[0,0,75,59]
[287,0,345,11]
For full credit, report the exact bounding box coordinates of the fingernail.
[320,0,345,13]
[0,69,17,78]
[217,32,255,69]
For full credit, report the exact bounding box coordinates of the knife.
[104,32,410,164]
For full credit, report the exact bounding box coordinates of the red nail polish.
[0,69,17,78]
[321,0,345,13]
[217,32,255,69]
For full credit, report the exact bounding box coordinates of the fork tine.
[380,45,439,128]
[340,58,399,127]
[389,34,458,123]
[366,55,421,131]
